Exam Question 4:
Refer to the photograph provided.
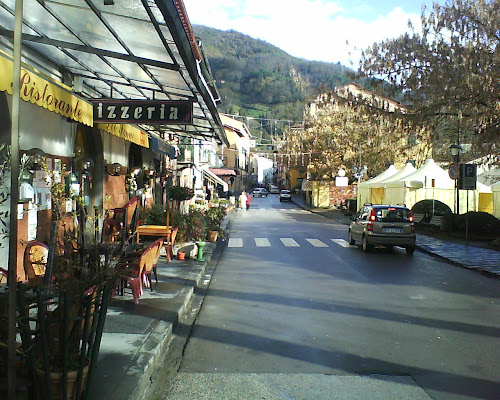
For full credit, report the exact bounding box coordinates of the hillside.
[193,25,356,137]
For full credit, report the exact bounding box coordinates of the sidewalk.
[87,214,231,400]
[291,195,500,277]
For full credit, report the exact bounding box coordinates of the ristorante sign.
[91,99,193,124]
[0,53,93,126]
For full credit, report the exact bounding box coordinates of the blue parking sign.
[459,164,477,190]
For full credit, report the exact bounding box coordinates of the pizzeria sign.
[91,99,193,124]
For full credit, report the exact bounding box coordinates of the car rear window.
[375,208,411,222]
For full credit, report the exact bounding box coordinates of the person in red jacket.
[246,192,252,210]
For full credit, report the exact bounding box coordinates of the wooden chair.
[24,241,49,285]
[144,238,164,288]
[117,237,164,304]
[164,226,179,263]
[102,196,138,243]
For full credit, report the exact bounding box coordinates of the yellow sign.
[98,124,149,148]
[0,54,93,126]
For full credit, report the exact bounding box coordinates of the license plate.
[383,227,402,233]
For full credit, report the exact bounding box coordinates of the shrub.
[453,212,500,235]
[204,205,225,231]
[174,207,206,242]
[144,204,166,225]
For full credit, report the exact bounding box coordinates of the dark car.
[348,204,416,254]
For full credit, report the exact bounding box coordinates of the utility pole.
[8,1,23,399]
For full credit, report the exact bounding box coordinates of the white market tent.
[384,159,492,213]
[357,165,398,206]
[366,163,417,206]
[492,182,500,217]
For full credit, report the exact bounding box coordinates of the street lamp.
[449,144,461,160]
[449,143,462,214]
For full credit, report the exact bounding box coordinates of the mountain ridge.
[193,25,357,136]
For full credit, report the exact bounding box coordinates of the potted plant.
[204,205,225,242]
[16,162,121,400]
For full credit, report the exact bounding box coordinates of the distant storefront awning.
[209,168,236,176]
[150,136,172,156]
[302,180,313,191]
[203,169,228,192]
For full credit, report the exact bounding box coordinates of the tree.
[359,0,499,157]
[281,86,431,180]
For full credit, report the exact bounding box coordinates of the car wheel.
[362,235,371,252]
[348,231,355,245]
[406,245,415,255]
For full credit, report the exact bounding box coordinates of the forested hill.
[192,25,356,131]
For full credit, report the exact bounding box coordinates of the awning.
[0,0,228,145]
[203,169,228,192]
[0,52,93,126]
[98,123,149,148]
[209,168,236,176]
[150,136,172,156]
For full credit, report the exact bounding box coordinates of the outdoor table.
[135,225,171,243]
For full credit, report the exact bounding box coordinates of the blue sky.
[182,0,446,67]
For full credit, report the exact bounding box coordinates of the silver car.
[348,204,416,254]
[279,190,291,202]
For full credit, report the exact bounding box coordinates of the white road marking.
[255,238,271,247]
[228,238,243,248]
[305,238,329,247]
[331,239,351,248]
[280,238,300,247]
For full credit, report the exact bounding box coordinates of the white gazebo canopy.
[385,159,454,189]
[358,165,399,188]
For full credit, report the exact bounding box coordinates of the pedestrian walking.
[246,193,251,210]
[238,191,247,210]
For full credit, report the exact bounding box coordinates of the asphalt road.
[163,195,500,400]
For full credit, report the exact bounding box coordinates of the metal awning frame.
[0,0,228,145]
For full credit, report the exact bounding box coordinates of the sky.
[182,0,445,67]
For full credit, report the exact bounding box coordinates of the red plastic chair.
[118,237,164,304]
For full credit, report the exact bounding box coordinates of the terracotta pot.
[177,251,185,260]
[207,230,219,242]
[37,364,89,400]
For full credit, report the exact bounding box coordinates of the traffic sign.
[458,164,477,190]
[448,163,459,180]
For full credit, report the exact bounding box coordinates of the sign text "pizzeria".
[91,99,193,124]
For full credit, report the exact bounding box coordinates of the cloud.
[183,0,422,67]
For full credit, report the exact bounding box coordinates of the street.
[161,195,500,400]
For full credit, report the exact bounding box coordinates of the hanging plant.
[167,186,194,202]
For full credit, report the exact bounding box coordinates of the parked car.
[252,188,268,197]
[279,190,291,202]
[348,204,416,254]
[269,185,279,194]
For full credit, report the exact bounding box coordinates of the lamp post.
[450,144,461,214]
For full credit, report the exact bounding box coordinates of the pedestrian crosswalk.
[227,237,351,248]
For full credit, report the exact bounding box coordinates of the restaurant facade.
[0,0,227,280]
